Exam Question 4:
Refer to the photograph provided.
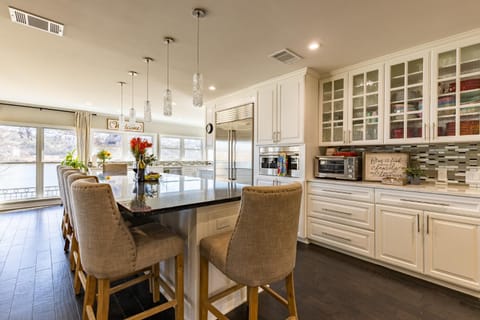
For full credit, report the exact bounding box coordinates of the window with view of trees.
[159,136,203,161]
[0,125,76,202]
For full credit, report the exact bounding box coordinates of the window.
[159,136,203,161]
[0,125,75,202]
[91,131,156,163]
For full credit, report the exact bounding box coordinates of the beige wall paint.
[0,103,204,137]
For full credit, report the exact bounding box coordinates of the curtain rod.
[1,102,97,116]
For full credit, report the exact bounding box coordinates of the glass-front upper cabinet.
[385,53,429,143]
[348,64,384,145]
[433,41,480,141]
[320,74,347,145]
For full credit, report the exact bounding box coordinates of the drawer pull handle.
[321,232,352,242]
[322,208,352,216]
[322,189,353,195]
[417,214,420,233]
[399,198,449,207]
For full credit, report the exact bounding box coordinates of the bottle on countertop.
[137,154,145,182]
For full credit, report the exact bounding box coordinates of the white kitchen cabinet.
[307,182,375,258]
[319,74,348,145]
[256,75,305,144]
[348,64,384,145]
[432,39,480,142]
[375,204,424,273]
[375,189,480,291]
[384,52,429,143]
[424,211,480,290]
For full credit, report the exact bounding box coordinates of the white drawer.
[308,182,374,203]
[308,195,374,230]
[308,218,375,258]
[375,189,480,217]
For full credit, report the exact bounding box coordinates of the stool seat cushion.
[131,223,184,271]
[199,231,232,272]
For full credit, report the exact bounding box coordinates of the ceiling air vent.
[8,7,64,36]
[269,48,303,64]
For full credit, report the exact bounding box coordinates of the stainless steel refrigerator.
[215,103,253,185]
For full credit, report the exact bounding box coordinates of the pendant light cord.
[196,13,200,73]
[166,41,170,89]
[146,60,149,100]
[120,83,124,114]
[131,72,134,108]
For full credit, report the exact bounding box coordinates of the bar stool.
[66,173,98,295]
[102,162,128,176]
[61,168,80,254]
[71,179,184,320]
[199,183,303,320]
[56,165,71,238]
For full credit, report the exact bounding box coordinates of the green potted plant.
[61,149,87,171]
[406,166,423,185]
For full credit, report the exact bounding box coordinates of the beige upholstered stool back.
[225,182,302,286]
[62,169,80,224]
[71,180,136,279]
[102,163,128,176]
[57,166,73,206]
[66,173,98,230]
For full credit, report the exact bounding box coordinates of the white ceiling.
[1,0,480,127]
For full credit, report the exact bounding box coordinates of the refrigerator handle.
[227,130,231,180]
[232,130,237,180]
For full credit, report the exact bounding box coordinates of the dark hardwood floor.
[1,206,480,320]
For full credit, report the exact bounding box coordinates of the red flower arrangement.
[130,137,152,161]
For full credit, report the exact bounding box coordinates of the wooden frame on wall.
[107,119,144,132]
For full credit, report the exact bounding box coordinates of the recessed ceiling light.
[208,85,216,91]
[308,42,320,50]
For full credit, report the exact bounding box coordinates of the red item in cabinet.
[391,128,403,138]
[461,79,480,91]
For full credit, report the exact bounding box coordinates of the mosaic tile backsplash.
[334,143,480,184]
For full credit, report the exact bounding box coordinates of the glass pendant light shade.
[128,71,138,125]
[164,89,172,116]
[163,37,174,116]
[193,72,203,107]
[192,8,206,108]
[143,57,153,122]
[118,81,126,129]
[144,100,152,122]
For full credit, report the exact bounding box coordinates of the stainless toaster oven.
[314,155,362,180]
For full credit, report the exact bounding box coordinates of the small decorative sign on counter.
[363,152,409,182]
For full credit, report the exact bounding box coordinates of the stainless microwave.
[314,156,362,180]
[259,146,301,177]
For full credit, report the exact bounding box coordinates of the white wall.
[0,103,204,137]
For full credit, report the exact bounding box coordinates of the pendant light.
[128,71,138,125]
[192,8,206,108]
[143,57,153,122]
[118,81,126,130]
[163,37,174,116]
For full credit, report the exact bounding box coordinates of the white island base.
[156,201,246,320]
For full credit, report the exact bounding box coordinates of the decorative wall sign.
[107,119,144,132]
[363,152,409,181]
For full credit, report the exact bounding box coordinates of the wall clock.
[205,123,214,134]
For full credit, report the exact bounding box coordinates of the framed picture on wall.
[107,119,144,132]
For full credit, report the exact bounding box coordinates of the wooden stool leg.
[247,286,259,320]
[83,275,97,320]
[285,272,298,318]
[199,254,209,320]
[73,253,82,295]
[97,279,110,320]
[152,263,160,303]
[69,234,77,271]
[175,253,184,320]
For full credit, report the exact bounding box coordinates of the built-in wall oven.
[259,146,301,177]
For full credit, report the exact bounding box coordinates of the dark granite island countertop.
[97,173,245,216]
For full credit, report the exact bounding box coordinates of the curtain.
[75,111,92,166]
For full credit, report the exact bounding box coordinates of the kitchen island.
[98,173,246,320]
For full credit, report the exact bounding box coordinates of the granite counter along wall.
[333,143,480,184]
